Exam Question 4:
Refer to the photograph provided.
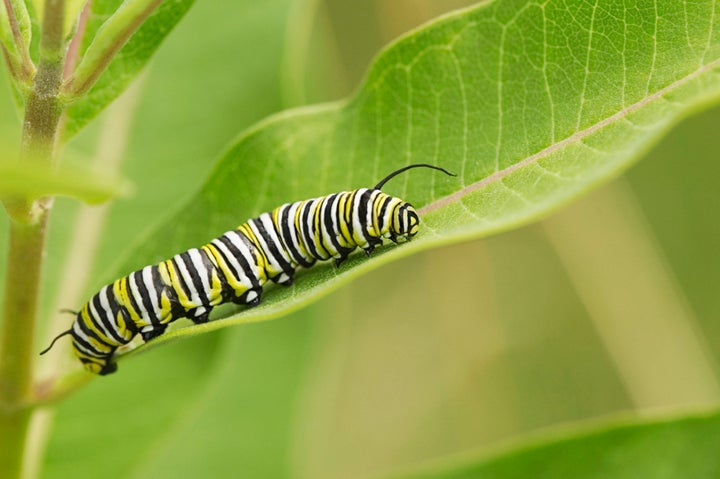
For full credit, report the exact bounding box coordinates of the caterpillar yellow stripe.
[40,164,455,375]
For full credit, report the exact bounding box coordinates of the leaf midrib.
[419,57,720,216]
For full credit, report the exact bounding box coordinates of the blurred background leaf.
[0,0,717,478]
[0,159,131,203]
[394,411,720,479]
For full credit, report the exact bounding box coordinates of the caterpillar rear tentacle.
[40,164,455,375]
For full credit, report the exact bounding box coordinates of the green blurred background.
[1,1,719,478]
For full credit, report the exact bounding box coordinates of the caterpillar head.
[390,201,420,241]
[372,163,455,242]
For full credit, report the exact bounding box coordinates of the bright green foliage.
[397,411,720,479]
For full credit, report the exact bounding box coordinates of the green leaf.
[63,0,86,39]
[0,0,31,55]
[0,0,33,86]
[43,311,314,479]
[42,333,226,479]
[0,160,132,204]
[118,316,313,479]
[60,0,194,140]
[113,0,720,357]
[394,411,720,479]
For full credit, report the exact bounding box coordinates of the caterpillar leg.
[99,360,118,375]
[334,246,354,267]
[140,324,167,342]
[189,307,211,325]
[364,238,383,256]
[233,288,263,307]
[81,357,118,375]
[273,272,294,286]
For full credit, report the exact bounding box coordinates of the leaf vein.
[419,57,720,216]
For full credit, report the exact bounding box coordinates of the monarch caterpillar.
[41,164,455,375]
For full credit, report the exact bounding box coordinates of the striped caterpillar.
[40,164,454,374]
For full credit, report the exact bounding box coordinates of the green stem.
[0,0,65,476]
[0,213,50,477]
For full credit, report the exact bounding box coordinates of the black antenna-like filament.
[39,329,72,355]
[39,308,79,355]
[373,163,456,190]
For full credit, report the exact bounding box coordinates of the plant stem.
[0,213,50,477]
[0,0,65,476]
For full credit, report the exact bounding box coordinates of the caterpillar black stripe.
[41,164,455,375]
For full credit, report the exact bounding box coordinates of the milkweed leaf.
[115,0,720,354]
[394,411,720,479]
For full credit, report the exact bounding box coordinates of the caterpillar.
[40,163,455,375]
